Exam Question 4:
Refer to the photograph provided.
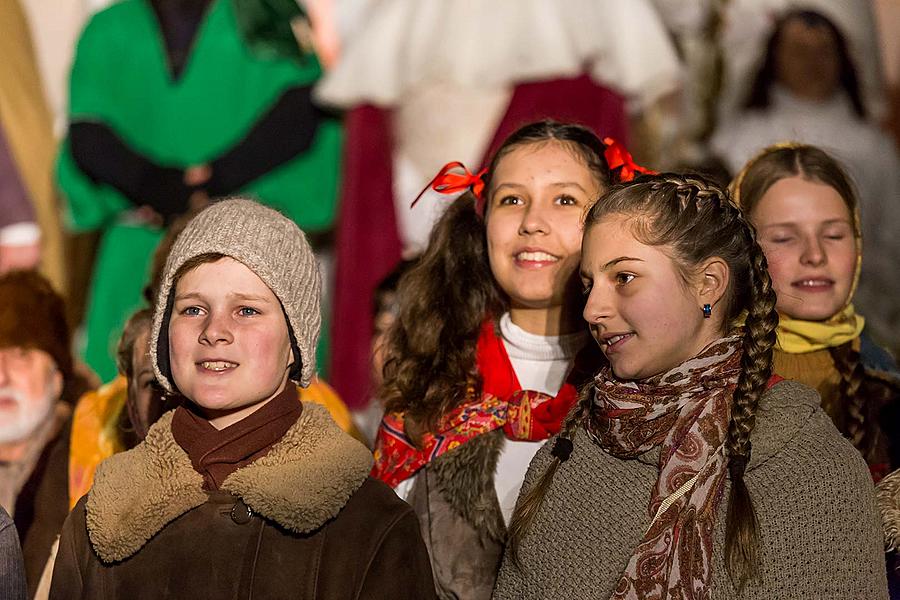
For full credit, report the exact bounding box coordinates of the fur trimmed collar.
[85,403,373,563]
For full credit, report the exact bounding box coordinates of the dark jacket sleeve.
[359,507,437,599]
[0,125,35,230]
[48,500,86,600]
[68,121,193,220]
[204,85,322,197]
[0,507,27,600]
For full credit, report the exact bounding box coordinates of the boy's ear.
[697,257,729,308]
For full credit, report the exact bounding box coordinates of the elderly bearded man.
[0,271,88,596]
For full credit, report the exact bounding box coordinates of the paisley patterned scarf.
[586,335,742,600]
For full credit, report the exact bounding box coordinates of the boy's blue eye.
[238,307,259,316]
[182,306,202,316]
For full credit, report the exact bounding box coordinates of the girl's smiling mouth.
[599,332,635,352]
[513,248,560,268]
[790,278,834,291]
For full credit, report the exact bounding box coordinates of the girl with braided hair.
[732,143,900,481]
[494,174,886,599]
[372,120,632,598]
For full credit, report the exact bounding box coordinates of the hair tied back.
[410,161,487,213]
[602,137,656,183]
[551,436,574,462]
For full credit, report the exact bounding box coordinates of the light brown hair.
[508,174,779,590]
[735,144,870,458]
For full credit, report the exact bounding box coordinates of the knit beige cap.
[150,198,320,392]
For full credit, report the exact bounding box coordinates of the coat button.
[231,499,253,525]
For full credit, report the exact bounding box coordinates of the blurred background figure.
[351,258,416,445]
[0,272,90,597]
[65,308,172,509]
[711,6,900,348]
[0,506,27,600]
[0,1,67,293]
[874,0,900,148]
[317,0,684,411]
[56,0,343,383]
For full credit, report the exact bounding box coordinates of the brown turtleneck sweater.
[772,338,861,434]
[171,384,302,490]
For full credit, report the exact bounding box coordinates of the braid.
[578,173,780,589]
[829,342,868,457]
[724,219,778,590]
[507,385,594,567]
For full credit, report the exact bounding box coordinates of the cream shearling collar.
[85,403,373,563]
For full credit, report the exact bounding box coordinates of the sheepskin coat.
[49,403,436,599]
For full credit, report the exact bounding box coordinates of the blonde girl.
[732,143,899,479]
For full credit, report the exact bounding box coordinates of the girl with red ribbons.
[494,174,886,599]
[372,120,631,598]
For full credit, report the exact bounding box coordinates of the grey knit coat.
[492,381,888,599]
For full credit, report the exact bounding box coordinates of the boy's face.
[168,257,293,428]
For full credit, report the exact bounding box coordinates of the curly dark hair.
[379,120,612,436]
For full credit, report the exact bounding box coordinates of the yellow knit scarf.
[776,304,865,354]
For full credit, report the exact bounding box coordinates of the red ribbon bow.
[410,161,487,210]
[603,137,656,183]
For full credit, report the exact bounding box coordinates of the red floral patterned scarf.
[372,319,590,488]
[586,336,742,600]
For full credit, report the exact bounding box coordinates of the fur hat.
[151,198,320,392]
[0,270,72,381]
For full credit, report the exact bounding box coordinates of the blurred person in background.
[0,1,67,292]
[353,259,417,446]
[0,271,90,597]
[711,8,900,350]
[57,0,343,384]
[0,506,26,600]
[317,0,683,413]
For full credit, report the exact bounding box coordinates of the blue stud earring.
[702,303,712,318]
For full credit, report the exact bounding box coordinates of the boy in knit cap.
[49,198,435,599]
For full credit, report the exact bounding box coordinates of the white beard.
[0,385,56,444]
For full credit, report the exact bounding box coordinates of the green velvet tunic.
[57,0,341,381]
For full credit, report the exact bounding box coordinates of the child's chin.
[787,302,844,322]
[190,393,235,412]
[610,362,640,381]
